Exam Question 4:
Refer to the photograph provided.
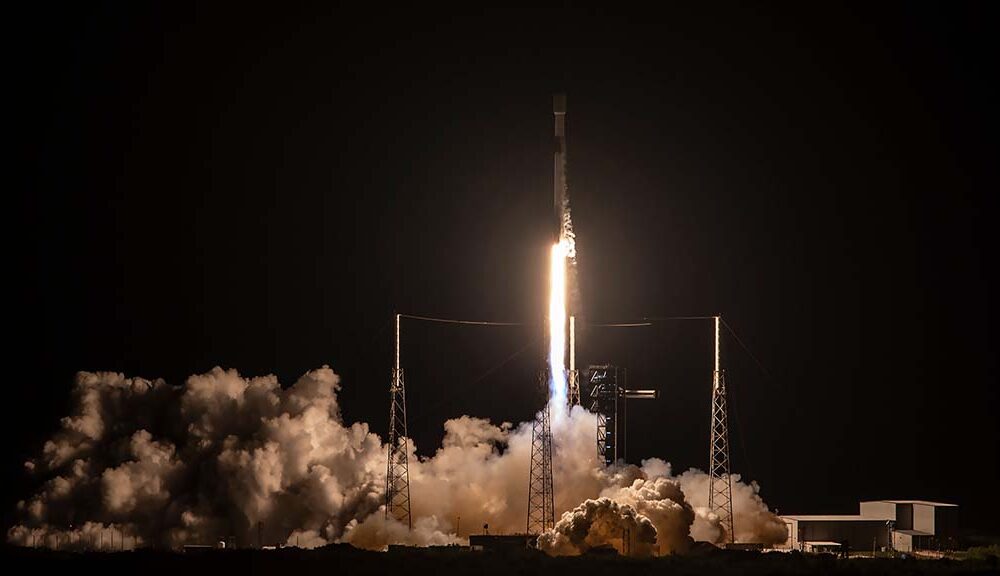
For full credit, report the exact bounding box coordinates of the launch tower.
[708,315,735,542]
[385,314,412,528]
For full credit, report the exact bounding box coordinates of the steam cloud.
[8,367,785,553]
[537,497,657,556]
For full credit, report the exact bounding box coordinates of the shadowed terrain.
[3,544,998,576]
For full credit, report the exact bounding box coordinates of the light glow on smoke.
[7,366,788,552]
[548,238,570,416]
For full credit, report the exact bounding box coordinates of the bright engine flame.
[548,238,570,415]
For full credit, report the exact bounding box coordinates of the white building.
[861,500,959,552]
[780,499,958,553]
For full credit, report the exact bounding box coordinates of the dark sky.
[8,3,998,534]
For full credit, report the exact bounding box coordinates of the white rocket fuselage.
[553,93,567,241]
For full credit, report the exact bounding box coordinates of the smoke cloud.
[676,468,789,545]
[537,497,657,556]
[8,366,784,553]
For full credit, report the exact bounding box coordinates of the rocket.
[553,93,567,241]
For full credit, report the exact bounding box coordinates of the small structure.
[781,515,889,551]
[468,534,536,552]
[803,541,842,554]
[780,499,958,553]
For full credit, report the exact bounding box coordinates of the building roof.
[862,500,957,507]
[468,534,536,546]
[804,541,843,546]
[894,529,933,536]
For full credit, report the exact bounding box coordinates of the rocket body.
[548,93,572,415]
[553,93,567,241]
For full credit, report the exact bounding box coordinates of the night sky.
[8,4,998,535]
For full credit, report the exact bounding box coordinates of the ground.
[3,544,997,575]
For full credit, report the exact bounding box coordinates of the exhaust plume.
[8,366,785,552]
[537,497,657,556]
[548,239,570,416]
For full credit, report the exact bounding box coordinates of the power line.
[586,322,653,327]
[719,317,772,381]
[399,313,531,327]
[582,316,716,327]
[643,315,718,321]
[716,317,766,486]
[398,314,719,328]
[394,310,770,492]
[726,374,755,483]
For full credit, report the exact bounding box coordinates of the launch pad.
[384,95,742,544]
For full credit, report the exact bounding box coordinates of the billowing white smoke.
[598,464,696,554]
[676,468,789,544]
[538,497,657,556]
[9,367,385,549]
[8,367,785,553]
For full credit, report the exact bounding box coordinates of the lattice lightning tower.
[527,370,555,534]
[708,315,734,543]
[385,313,411,528]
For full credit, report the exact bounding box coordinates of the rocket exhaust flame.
[548,239,570,417]
[548,93,576,421]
